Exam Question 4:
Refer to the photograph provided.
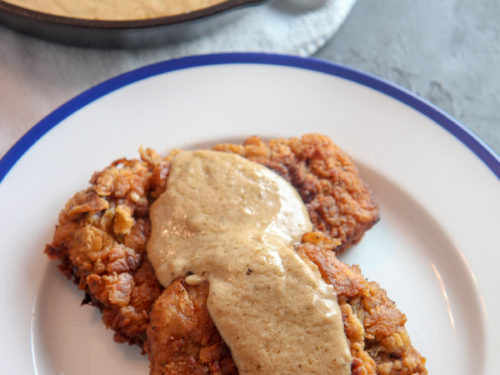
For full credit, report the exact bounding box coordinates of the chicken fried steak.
[146,234,427,375]
[42,134,427,374]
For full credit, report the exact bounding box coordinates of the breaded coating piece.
[44,134,378,347]
[214,134,379,253]
[145,233,427,375]
[45,155,167,346]
[298,235,427,375]
[146,280,237,375]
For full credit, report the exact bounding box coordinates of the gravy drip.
[148,150,351,375]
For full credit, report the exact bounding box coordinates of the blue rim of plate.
[1,52,499,184]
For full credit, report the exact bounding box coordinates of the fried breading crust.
[298,238,427,375]
[214,135,379,253]
[146,280,237,375]
[45,161,165,346]
[42,135,423,374]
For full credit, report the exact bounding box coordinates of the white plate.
[0,53,498,374]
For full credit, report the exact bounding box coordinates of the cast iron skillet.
[0,0,266,48]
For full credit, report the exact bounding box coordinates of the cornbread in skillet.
[44,134,425,374]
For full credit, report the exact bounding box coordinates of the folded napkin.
[0,0,357,156]
[156,0,358,56]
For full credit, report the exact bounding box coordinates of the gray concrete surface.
[316,0,500,156]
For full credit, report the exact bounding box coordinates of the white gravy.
[147,150,351,375]
[6,0,226,21]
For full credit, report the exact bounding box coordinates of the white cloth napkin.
[0,0,357,156]
[153,0,358,56]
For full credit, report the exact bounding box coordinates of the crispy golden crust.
[45,154,167,345]
[146,280,237,375]
[42,135,426,374]
[214,135,379,253]
[298,235,427,375]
